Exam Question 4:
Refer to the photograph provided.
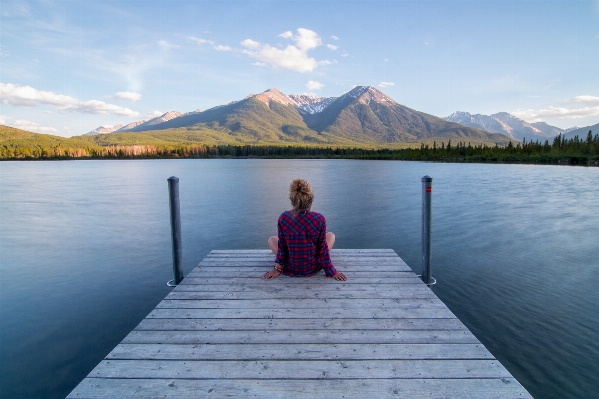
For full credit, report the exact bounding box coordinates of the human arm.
[263,217,288,280]
[316,219,343,279]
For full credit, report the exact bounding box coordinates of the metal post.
[421,176,435,285]
[167,176,184,286]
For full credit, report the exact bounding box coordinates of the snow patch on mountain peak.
[289,94,336,114]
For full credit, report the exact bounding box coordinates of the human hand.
[332,272,347,281]
[262,269,281,279]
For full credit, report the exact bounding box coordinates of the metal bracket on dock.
[418,275,437,286]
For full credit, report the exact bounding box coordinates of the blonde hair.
[289,179,313,212]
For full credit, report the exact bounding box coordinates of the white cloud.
[330,36,339,41]
[68,100,140,117]
[571,95,599,105]
[148,110,163,118]
[214,45,232,51]
[327,44,339,50]
[158,40,180,49]
[0,82,78,107]
[0,82,139,117]
[8,117,59,133]
[113,91,142,102]
[251,62,268,67]
[306,81,324,90]
[341,53,349,57]
[241,39,260,49]
[241,28,325,73]
[379,82,395,88]
[189,37,214,45]
[319,59,332,65]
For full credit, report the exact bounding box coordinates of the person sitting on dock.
[263,179,347,281]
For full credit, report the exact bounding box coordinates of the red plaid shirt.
[275,210,337,277]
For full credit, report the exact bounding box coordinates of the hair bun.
[290,179,311,194]
[289,179,314,211]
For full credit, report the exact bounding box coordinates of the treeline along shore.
[2,130,598,166]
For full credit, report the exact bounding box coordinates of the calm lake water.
[0,159,598,399]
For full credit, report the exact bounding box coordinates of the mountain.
[445,111,564,142]
[86,111,183,135]
[118,120,146,131]
[85,124,124,135]
[83,87,511,146]
[301,86,508,143]
[563,122,599,140]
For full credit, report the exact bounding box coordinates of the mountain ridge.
[445,111,567,142]
[83,86,512,145]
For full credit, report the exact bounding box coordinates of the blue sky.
[1,0,598,137]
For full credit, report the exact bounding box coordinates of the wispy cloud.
[158,40,180,49]
[112,91,142,102]
[189,37,214,45]
[13,119,59,133]
[190,36,233,52]
[512,95,599,120]
[571,95,599,105]
[241,28,326,73]
[0,115,59,133]
[0,82,139,117]
[330,35,339,41]
[327,44,339,50]
[148,110,163,118]
[379,82,395,88]
[306,80,324,90]
[512,106,599,120]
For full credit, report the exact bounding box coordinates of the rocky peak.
[146,111,182,125]
[248,88,295,107]
[86,124,124,135]
[342,86,396,105]
[117,121,146,131]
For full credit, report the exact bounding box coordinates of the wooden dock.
[68,249,531,398]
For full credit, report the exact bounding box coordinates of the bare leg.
[268,236,278,255]
[326,232,335,250]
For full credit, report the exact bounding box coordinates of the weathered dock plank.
[69,378,530,399]
[67,249,532,399]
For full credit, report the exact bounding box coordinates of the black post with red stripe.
[421,176,434,285]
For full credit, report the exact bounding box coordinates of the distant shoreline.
[2,149,598,167]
